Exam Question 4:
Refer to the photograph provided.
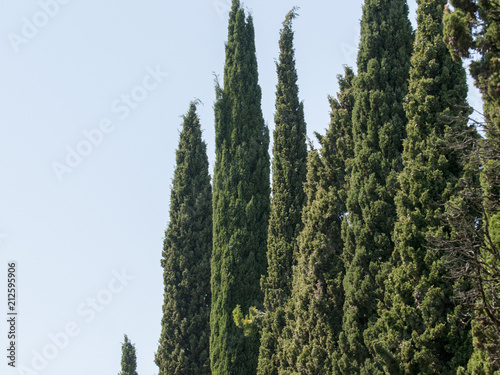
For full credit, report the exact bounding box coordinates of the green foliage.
[466,132,500,372]
[467,319,500,375]
[233,305,265,337]
[257,8,307,375]
[279,67,355,375]
[445,0,500,371]
[368,0,474,373]
[338,0,413,373]
[119,335,138,375]
[211,0,270,374]
[155,102,212,375]
[444,0,500,133]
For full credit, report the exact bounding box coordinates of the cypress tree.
[211,1,270,374]
[338,0,413,373]
[155,102,212,375]
[279,67,355,375]
[444,1,500,371]
[367,0,473,373]
[120,335,138,375]
[257,8,307,375]
[444,0,500,135]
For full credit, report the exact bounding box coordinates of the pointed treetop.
[178,101,201,135]
[155,101,212,375]
[283,6,299,26]
[229,0,242,24]
[119,334,138,375]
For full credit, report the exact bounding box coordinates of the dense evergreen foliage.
[145,2,499,374]
[257,9,307,375]
[279,67,355,375]
[338,0,413,373]
[368,0,474,373]
[444,1,500,371]
[210,0,270,374]
[120,335,138,375]
[444,0,500,135]
[155,102,212,375]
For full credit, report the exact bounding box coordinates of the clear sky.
[0,1,482,374]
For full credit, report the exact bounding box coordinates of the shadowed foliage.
[338,0,413,373]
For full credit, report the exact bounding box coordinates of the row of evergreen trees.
[152,0,499,374]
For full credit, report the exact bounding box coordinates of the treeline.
[145,0,500,374]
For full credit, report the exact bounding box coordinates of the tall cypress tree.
[257,9,307,375]
[367,0,473,373]
[338,0,413,373]
[120,335,138,375]
[211,1,270,374]
[155,102,212,375]
[444,1,500,371]
[279,67,355,375]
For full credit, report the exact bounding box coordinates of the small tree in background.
[119,335,138,375]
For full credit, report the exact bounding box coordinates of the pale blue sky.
[0,1,481,374]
